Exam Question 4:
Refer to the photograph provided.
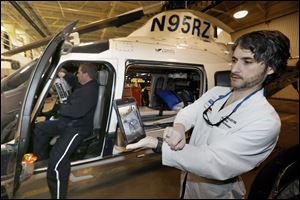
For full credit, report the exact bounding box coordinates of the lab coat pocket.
[207,126,229,145]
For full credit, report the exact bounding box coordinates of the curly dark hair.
[232,30,290,85]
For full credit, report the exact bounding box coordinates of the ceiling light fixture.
[233,10,248,19]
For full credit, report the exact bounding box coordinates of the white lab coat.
[162,86,280,199]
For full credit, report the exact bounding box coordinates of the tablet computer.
[113,97,146,145]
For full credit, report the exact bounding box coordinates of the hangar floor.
[15,98,299,199]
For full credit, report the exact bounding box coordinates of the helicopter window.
[2,59,38,92]
[124,61,204,129]
[1,31,11,50]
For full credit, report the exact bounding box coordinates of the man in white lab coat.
[126,30,291,199]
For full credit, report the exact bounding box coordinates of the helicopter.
[1,3,299,199]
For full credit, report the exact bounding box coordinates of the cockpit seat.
[75,69,109,158]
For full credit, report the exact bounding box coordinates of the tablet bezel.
[113,97,146,145]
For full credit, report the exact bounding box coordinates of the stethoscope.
[202,88,263,127]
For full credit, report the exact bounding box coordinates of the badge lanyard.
[203,88,263,127]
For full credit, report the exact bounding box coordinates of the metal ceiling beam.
[201,0,223,13]
[2,1,167,56]
[9,1,47,38]
[22,1,51,36]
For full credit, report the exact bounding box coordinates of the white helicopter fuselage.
[57,10,232,135]
[59,33,232,134]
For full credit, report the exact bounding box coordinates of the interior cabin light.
[233,10,248,19]
[217,27,223,36]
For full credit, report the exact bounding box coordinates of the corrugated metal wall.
[232,12,299,100]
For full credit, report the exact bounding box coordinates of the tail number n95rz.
[150,14,211,39]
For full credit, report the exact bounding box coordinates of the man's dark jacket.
[58,75,98,135]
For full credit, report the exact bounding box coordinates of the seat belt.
[180,172,188,199]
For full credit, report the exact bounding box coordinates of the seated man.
[33,63,98,199]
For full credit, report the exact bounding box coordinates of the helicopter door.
[0,20,79,199]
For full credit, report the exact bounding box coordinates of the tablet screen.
[113,97,146,145]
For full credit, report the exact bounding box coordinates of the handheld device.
[113,97,146,145]
[54,77,71,103]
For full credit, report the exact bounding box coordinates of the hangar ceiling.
[1,1,299,45]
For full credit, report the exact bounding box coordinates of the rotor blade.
[265,66,299,97]
[75,8,144,35]
[2,2,166,57]
[1,37,51,56]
